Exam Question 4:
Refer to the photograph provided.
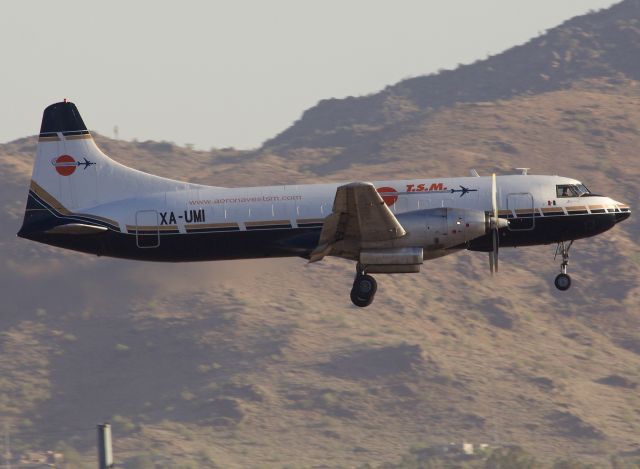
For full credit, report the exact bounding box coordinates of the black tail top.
[39,101,87,135]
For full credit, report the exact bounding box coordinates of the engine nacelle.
[394,207,489,257]
[358,208,491,271]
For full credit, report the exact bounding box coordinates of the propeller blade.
[490,173,499,275]
[493,228,499,274]
[492,173,498,221]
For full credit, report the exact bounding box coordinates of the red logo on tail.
[51,155,77,176]
[51,155,95,176]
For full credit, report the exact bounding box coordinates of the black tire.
[350,274,377,307]
[354,274,377,297]
[350,288,372,307]
[554,273,572,291]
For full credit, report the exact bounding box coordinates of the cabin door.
[507,193,535,231]
[135,210,160,248]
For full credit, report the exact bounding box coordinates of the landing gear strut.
[351,263,377,307]
[554,240,573,291]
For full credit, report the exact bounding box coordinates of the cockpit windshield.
[575,184,590,197]
[556,184,591,198]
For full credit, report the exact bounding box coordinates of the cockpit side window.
[557,185,578,198]
[556,184,592,198]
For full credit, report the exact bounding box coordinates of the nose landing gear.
[351,264,377,307]
[554,240,573,291]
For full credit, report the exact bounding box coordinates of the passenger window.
[296,204,317,218]
[225,206,249,220]
[394,196,408,213]
[272,203,290,220]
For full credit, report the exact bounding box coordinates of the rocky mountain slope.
[265,0,640,157]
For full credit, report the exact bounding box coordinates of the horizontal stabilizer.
[45,223,108,235]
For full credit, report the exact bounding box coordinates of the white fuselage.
[92,175,621,236]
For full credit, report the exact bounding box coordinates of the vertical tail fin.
[19,101,198,237]
[31,100,101,211]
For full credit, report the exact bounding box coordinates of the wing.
[309,182,406,262]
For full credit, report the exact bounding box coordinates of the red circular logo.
[377,186,398,206]
[51,155,76,176]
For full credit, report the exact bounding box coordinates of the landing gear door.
[507,193,535,231]
[135,210,160,248]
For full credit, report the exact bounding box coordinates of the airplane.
[450,185,478,197]
[18,101,631,307]
[77,157,96,170]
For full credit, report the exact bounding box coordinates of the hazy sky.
[2,0,618,149]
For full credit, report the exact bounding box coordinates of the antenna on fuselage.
[516,167,530,175]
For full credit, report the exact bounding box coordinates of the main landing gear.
[554,240,573,291]
[351,263,377,307]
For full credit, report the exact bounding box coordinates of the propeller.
[489,228,499,274]
[489,173,507,274]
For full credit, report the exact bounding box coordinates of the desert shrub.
[484,447,540,469]
[552,460,598,469]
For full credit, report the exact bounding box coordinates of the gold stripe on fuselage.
[541,207,564,213]
[30,180,72,215]
[184,222,238,230]
[30,180,119,228]
[126,225,179,232]
[245,219,290,227]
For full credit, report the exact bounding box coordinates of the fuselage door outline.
[135,210,160,248]
[507,192,535,231]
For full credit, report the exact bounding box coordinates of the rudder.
[31,100,107,212]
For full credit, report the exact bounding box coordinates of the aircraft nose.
[615,210,630,223]
[612,200,631,224]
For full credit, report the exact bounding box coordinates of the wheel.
[355,274,377,296]
[350,274,377,307]
[554,273,572,291]
[350,288,373,307]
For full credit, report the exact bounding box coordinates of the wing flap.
[310,182,405,262]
